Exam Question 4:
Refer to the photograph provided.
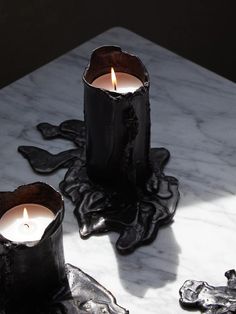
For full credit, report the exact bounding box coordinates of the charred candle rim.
[83,45,150,95]
[0,182,64,246]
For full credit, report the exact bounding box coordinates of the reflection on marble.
[0,27,236,313]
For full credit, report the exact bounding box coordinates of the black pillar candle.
[83,46,151,185]
[17,45,179,255]
[0,182,65,307]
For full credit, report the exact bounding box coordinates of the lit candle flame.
[23,208,30,228]
[111,67,117,91]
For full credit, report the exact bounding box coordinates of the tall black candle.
[83,46,151,185]
[17,46,179,255]
[0,182,65,307]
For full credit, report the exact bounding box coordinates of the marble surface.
[0,27,236,313]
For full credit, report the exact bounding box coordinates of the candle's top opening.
[92,71,143,93]
[0,203,55,242]
[0,182,63,217]
[83,46,149,89]
[0,182,64,243]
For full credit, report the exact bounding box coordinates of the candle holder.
[84,46,150,184]
[0,183,128,314]
[0,182,65,306]
[179,270,236,313]
[18,46,180,254]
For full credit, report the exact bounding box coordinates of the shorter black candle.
[83,46,151,185]
[0,182,66,307]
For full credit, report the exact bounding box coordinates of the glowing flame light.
[111,67,117,91]
[23,208,29,220]
[23,208,30,228]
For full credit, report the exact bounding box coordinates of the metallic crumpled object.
[179,269,236,314]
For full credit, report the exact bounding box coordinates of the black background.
[0,0,235,88]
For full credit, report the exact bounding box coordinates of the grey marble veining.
[0,27,236,313]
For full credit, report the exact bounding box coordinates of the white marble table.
[0,27,236,313]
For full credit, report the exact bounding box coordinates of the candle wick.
[114,82,117,91]
[24,223,30,229]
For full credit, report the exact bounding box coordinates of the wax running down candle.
[0,203,55,242]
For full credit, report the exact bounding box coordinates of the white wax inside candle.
[0,203,55,242]
[92,72,143,93]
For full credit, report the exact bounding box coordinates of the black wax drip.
[18,120,180,254]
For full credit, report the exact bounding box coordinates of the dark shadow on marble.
[109,225,180,298]
[61,198,180,298]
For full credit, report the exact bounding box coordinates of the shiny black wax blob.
[83,46,151,185]
[0,183,129,314]
[18,119,180,255]
[179,270,236,314]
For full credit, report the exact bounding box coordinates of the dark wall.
[0,1,235,88]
